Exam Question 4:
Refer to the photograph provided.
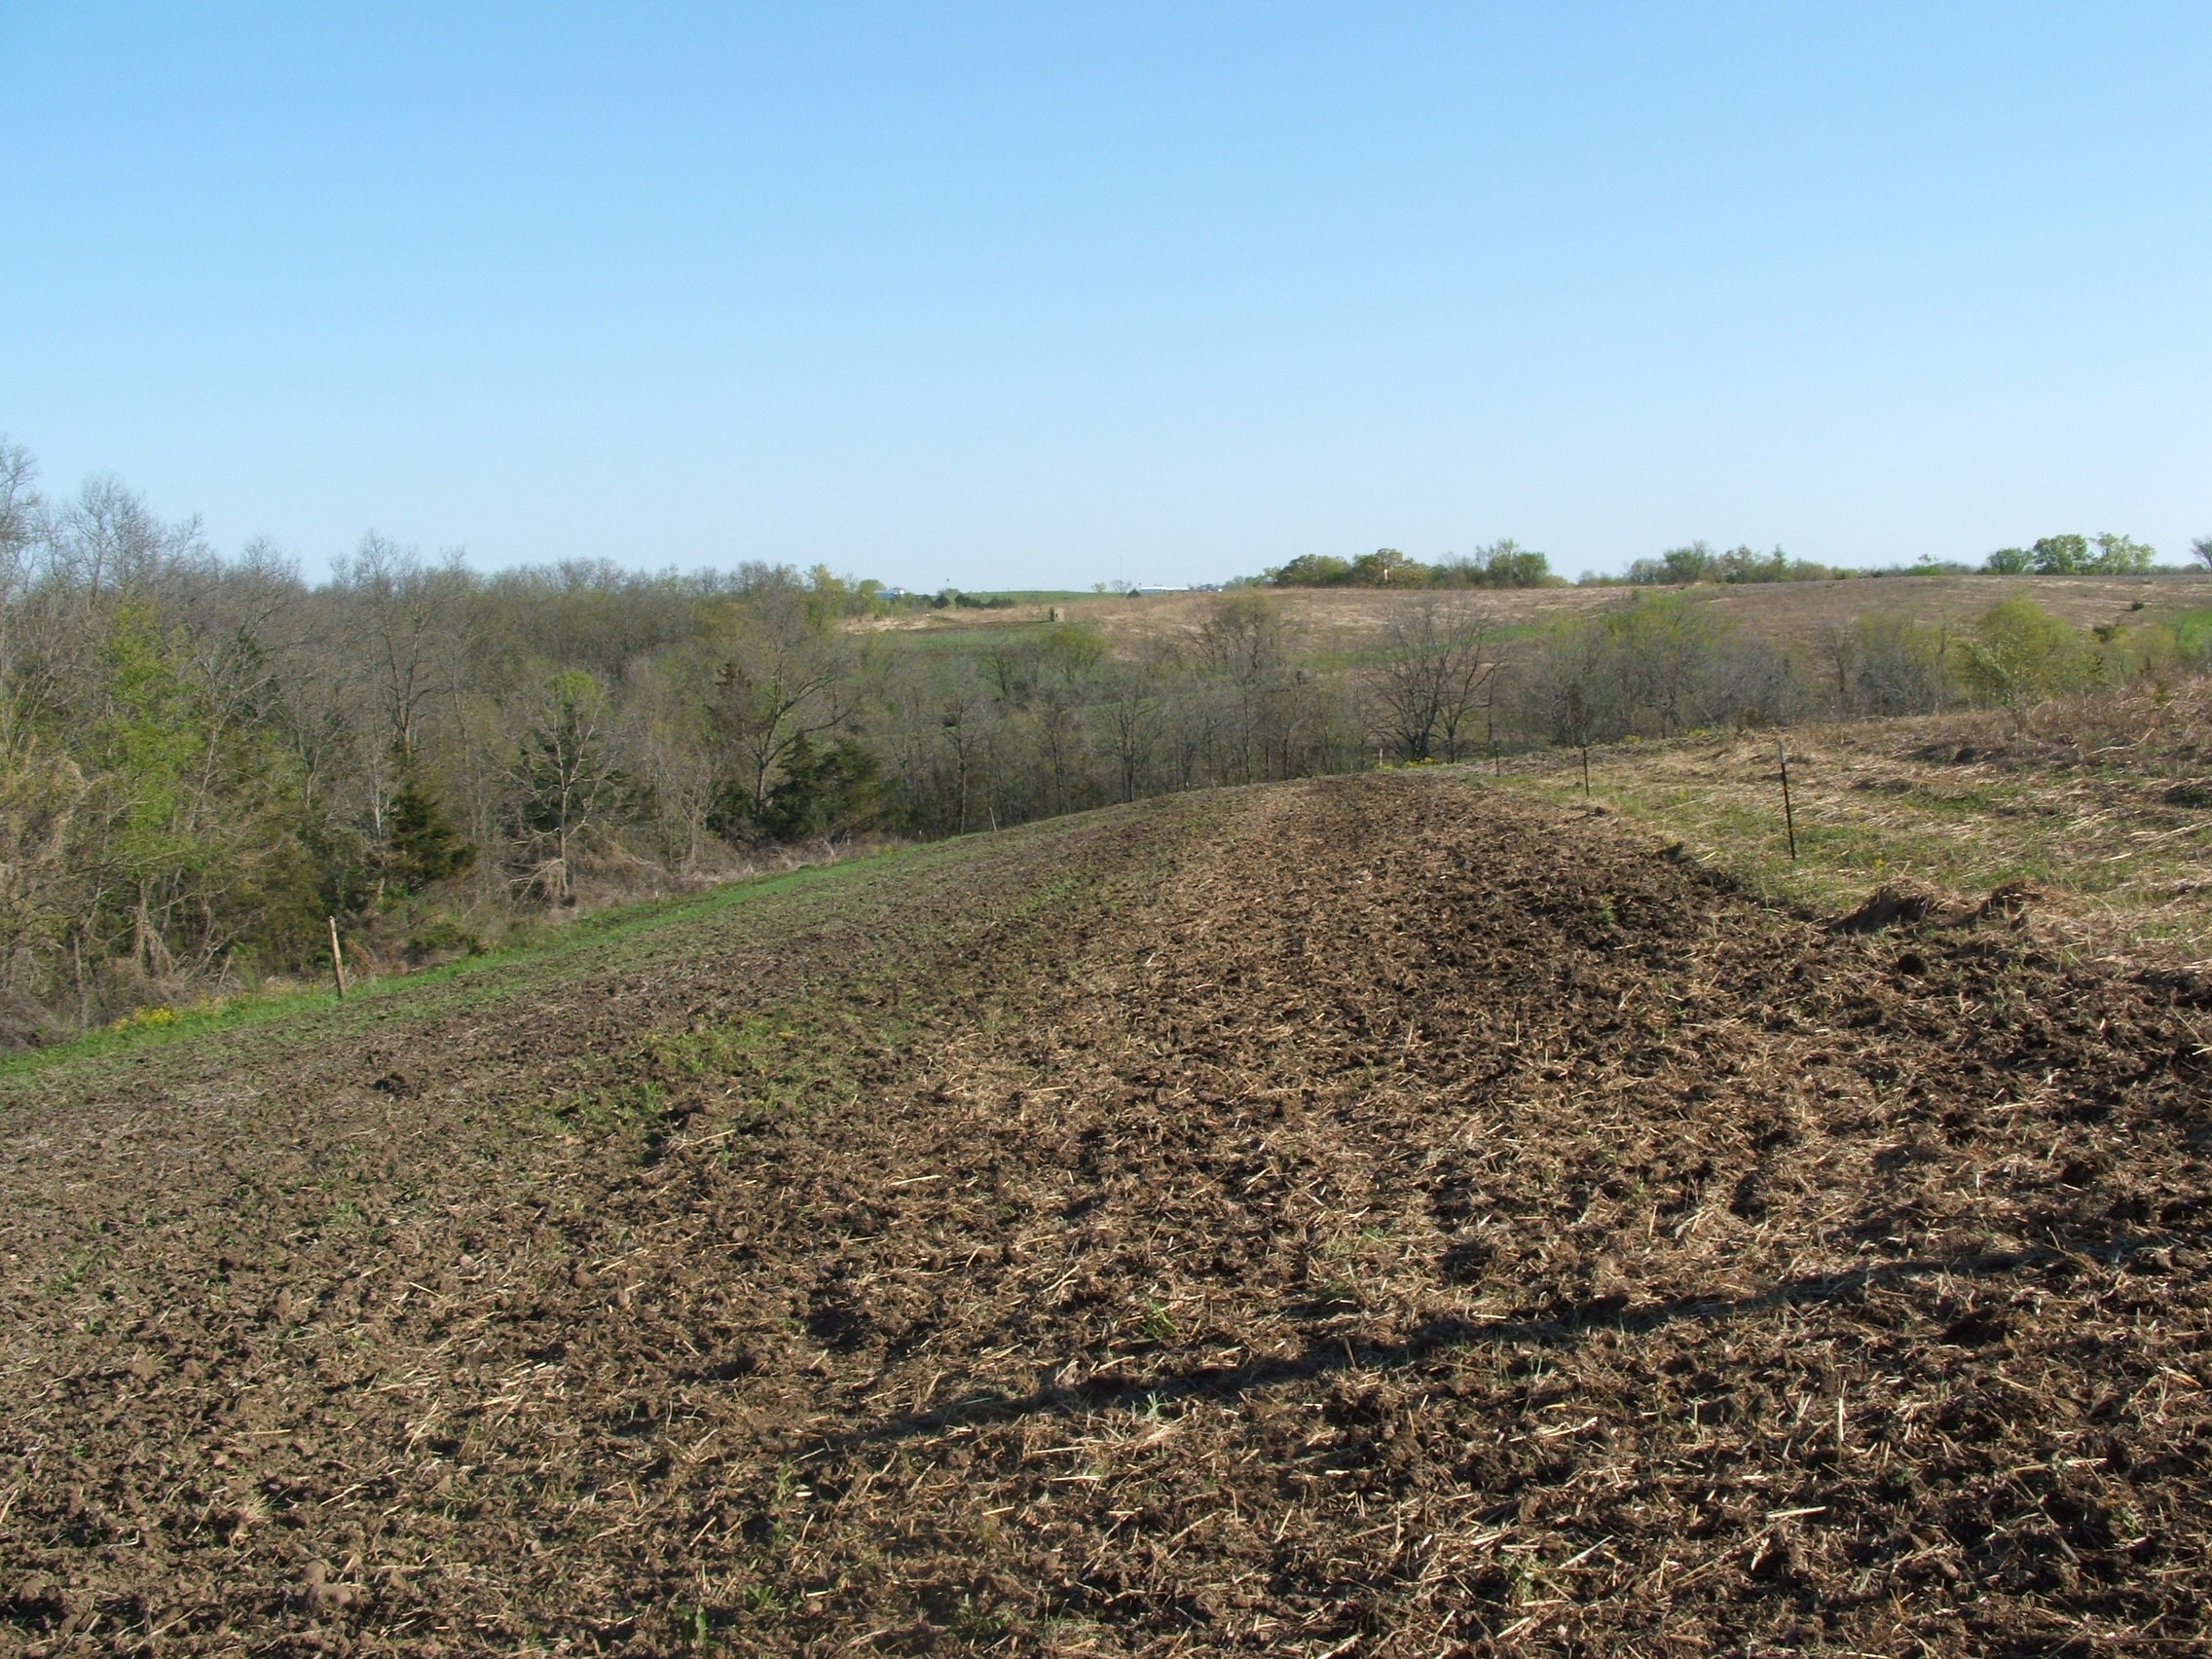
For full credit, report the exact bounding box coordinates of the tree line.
[0,445,1378,1030]
[1263,540,1556,589]
[1265,531,2207,589]
[0,438,2203,1036]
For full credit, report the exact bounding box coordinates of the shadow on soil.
[845,1230,2191,1449]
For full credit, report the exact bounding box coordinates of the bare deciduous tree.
[504,672,627,904]
[711,593,854,822]
[1363,598,1497,761]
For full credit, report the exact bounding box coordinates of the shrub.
[1855,615,1951,716]
[1956,597,2098,705]
[1516,593,1806,742]
[402,917,487,967]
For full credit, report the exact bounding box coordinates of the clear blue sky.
[4,4,2206,588]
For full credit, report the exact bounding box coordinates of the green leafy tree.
[802,564,885,626]
[80,602,319,987]
[1266,549,1434,587]
[1987,534,2153,575]
[2029,535,2091,573]
[1346,547,1425,585]
[1482,541,1552,587]
[1627,541,1715,585]
[1265,553,1353,587]
[2088,533,2155,573]
[1432,541,1555,589]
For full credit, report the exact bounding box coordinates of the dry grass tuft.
[1496,675,2212,971]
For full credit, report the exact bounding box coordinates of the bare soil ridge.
[3,775,2208,1655]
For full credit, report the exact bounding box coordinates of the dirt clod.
[1832,880,1946,932]
[4,774,2209,1655]
[1979,876,2040,918]
[297,1562,362,1616]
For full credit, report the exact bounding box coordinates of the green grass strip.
[0,847,914,1085]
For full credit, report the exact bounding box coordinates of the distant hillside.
[894,570,2212,654]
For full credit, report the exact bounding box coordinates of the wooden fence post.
[327,916,347,1000]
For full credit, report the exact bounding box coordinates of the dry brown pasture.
[1499,673,2212,972]
[867,572,2212,657]
[4,772,2209,1655]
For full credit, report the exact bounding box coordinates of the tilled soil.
[4,773,2210,1656]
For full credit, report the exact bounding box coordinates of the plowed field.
[5,774,2210,1656]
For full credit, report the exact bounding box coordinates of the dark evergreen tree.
[756,733,896,842]
[382,769,476,897]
